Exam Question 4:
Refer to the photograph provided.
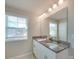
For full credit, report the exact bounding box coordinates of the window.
[6,15,28,39]
[49,23,57,37]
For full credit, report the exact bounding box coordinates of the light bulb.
[38,13,47,19]
[53,4,57,9]
[58,0,64,5]
[48,8,52,12]
[42,13,47,17]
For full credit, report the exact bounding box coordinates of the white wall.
[5,6,34,59]
[40,18,49,36]
[5,40,32,59]
[67,0,74,48]
[59,19,67,41]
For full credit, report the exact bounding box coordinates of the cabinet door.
[33,40,44,59]
[36,41,45,59]
[46,52,56,59]
[33,40,39,59]
[37,48,44,59]
[33,40,56,59]
[57,49,68,59]
[43,45,56,59]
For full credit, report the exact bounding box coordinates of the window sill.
[5,37,27,42]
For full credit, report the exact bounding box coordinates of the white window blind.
[6,15,28,40]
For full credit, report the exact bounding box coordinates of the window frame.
[49,22,57,38]
[5,15,28,41]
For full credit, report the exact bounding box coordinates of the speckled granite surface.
[32,37,70,53]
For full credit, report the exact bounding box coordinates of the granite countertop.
[33,37,70,53]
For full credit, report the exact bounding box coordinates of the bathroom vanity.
[33,38,70,59]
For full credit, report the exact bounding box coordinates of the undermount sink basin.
[46,43,58,49]
[46,43,65,50]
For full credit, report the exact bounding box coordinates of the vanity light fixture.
[38,13,47,19]
[58,0,64,5]
[39,0,64,19]
[41,13,47,17]
[53,4,57,9]
[48,8,52,12]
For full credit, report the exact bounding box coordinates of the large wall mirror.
[40,8,68,42]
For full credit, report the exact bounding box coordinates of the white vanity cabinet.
[33,40,44,59]
[33,40,68,59]
[43,48,56,59]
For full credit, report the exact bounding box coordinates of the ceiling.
[5,0,58,16]
[49,8,68,20]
